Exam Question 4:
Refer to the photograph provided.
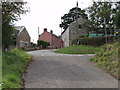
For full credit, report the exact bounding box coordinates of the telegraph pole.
[104,18,107,44]
[38,27,39,40]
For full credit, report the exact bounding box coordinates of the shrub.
[72,36,116,46]
[37,40,50,48]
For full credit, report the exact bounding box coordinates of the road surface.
[24,49,118,88]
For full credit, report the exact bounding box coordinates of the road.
[24,49,118,88]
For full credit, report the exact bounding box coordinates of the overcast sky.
[15,0,94,43]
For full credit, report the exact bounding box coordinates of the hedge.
[72,36,118,46]
[37,40,50,48]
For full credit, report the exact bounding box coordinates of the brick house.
[62,18,87,47]
[13,26,31,48]
[39,28,64,48]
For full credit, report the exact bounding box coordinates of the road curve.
[24,49,118,88]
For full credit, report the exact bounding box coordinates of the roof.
[14,26,25,36]
[52,34,60,38]
[40,30,60,38]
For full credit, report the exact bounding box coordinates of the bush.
[72,36,116,46]
[37,40,50,48]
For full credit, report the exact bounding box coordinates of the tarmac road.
[24,49,118,88]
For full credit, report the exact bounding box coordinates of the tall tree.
[2,2,29,50]
[60,7,88,30]
[115,2,120,28]
[115,11,120,28]
[86,1,119,34]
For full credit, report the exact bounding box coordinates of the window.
[20,41,23,47]
[20,41,28,47]
[79,25,82,29]
[25,42,28,47]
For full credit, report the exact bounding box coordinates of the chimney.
[44,28,47,32]
[50,30,53,34]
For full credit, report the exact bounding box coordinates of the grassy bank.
[2,48,31,88]
[54,45,100,54]
[91,42,119,79]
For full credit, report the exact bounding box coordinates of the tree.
[2,2,29,51]
[115,11,120,28]
[86,1,119,35]
[82,20,95,33]
[115,2,120,28]
[60,7,88,30]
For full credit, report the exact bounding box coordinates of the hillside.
[91,42,119,79]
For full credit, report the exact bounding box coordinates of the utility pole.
[103,0,107,44]
[33,39,34,43]
[104,18,107,44]
[38,27,39,40]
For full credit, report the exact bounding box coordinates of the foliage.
[2,2,29,50]
[72,36,116,46]
[86,2,120,34]
[30,42,37,47]
[2,48,31,88]
[37,40,50,48]
[91,42,119,79]
[60,7,88,30]
[115,11,120,28]
[54,45,100,54]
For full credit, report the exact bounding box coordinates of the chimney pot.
[44,28,47,32]
[50,30,53,34]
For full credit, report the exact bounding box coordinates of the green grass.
[2,48,31,88]
[91,42,119,79]
[54,45,100,54]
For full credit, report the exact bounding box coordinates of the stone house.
[13,26,31,48]
[62,18,88,47]
[39,28,64,48]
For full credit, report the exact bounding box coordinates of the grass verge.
[54,45,100,54]
[91,42,119,79]
[2,48,31,88]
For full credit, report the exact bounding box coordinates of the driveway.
[24,49,118,88]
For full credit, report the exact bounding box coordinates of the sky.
[15,0,93,43]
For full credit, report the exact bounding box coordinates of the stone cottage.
[39,28,64,48]
[13,26,31,48]
[62,18,87,47]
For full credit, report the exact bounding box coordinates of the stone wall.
[62,27,70,47]
[69,18,87,45]
[62,18,88,47]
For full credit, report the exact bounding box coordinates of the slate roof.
[13,26,25,36]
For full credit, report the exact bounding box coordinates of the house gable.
[62,17,87,47]
[15,26,31,47]
[39,28,61,48]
